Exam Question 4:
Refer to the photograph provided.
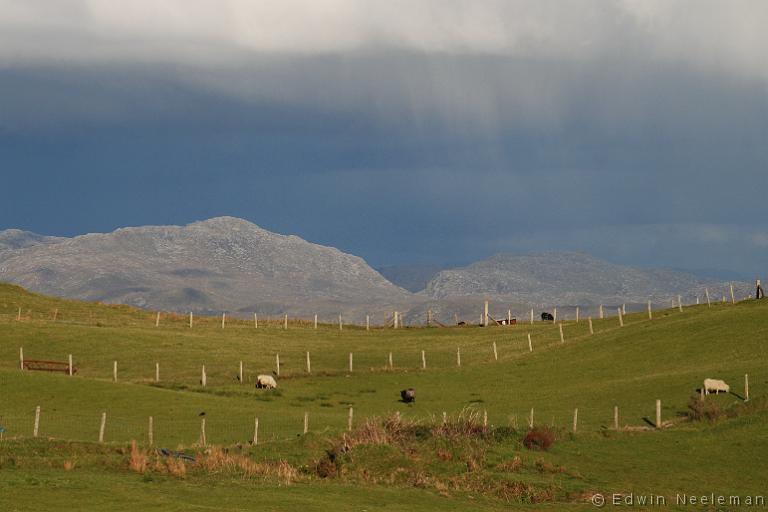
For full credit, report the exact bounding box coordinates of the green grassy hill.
[1,283,766,510]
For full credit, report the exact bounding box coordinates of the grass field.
[1,283,767,510]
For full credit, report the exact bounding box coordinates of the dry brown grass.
[128,440,147,473]
[195,447,298,485]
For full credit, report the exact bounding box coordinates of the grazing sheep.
[541,312,554,321]
[400,388,415,403]
[256,374,277,389]
[703,378,730,395]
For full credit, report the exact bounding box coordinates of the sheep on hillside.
[256,374,277,389]
[703,378,729,395]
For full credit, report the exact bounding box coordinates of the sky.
[1,1,767,275]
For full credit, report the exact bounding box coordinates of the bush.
[523,427,556,451]
[687,395,724,422]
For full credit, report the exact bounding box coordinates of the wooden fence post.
[155,312,160,327]
[284,314,288,330]
[253,417,259,445]
[33,406,40,437]
[366,315,370,331]
[339,314,343,331]
[53,308,58,321]
[148,416,154,446]
[648,300,652,320]
[655,399,661,428]
[599,304,604,319]
[552,308,557,323]
[530,308,534,325]
[239,361,243,384]
[393,311,398,329]
[483,409,488,428]
[201,365,207,387]
[276,354,280,376]
[573,408,578,433]
[588,317,594,334]
[622,303,626,315]
[303,412,309,434]
[527,333,533,352]
[349,352,353,373]
[221,312,226,329]
[348,407,354,432]
[492,342,498,361]
[576,306,580,323]
[155,362,160,382]
[484,301,489,327]
[99,412,107,443]
[528,408,534,428]
[421,350,426,370]
[730,284,736,304]
[705,288,711,307]
[507,309,512,324]
[617,308,624,327]
[427,309,432,326]
[678,295,683,312]
[189,312,193,328]
[314,314,318,330]
[16,307,21,321]
[68,354,73,376]
[745,374,749,402]
[559,323,564,343]
[456,347,461,367]
[200,418,207,446]
[254,313,258,328]
[306,352,311,374]
[113,361,117,383]
[19,347,24,370]
[614,406,619,430]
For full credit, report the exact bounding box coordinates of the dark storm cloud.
[1,1,767,274]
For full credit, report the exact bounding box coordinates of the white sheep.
[703,378,730,395]
[256,374,277,389]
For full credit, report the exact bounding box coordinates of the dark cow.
[541,312,554,321]
[400,388,415,403]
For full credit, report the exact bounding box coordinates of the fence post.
[33,406,40,437]
[588,317,594,334]
[148,416,154,446]
[483,409,488,427]
[648,300,653,319]
[528,408,534,428]
[201,365,207,387]
[421,350,426,370]
[456,347,461,367]
[68,354,73,376]
[221,312,226,329]
[253,417,259,445]
[155,362,160,382]
[678,295,683,312]
[303,412,309,434]
[705,288,711,307]
[276,354,280,376]
[339,314,343,331]
[745,374,749,402]
[527,333,533,352]
[314,314,318,330]
[388,352,393,370]
[617,308,624,327]
[530,308,534,325]
[427,309,432,326]
[348,407,354,432]
[599,304,604,319]
[155,312,160,327]
[559,323,564,343]
[575,307,580,323]
[189,312,193,328]
[622,303,626,315]
[17,307,21,321]
[507,309,512,324]
[306,352,311,374]
[99,412,107,443]
[730,284,736,304]
[573,408,578,433]
[655,399,661,428]
[552,308,557,323]
[614,406,619,430]
[239,361,243,384]
[484,300,489,327]
[19,347,24,370]
[492,342,498,361]
[284,314,288,330]
[113,361,117,383]
[349,352,353,373]
[200,418,207,446]
[366,315,370,331]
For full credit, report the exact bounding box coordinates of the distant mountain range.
[0,218,753,322]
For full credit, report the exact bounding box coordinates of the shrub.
[686,395,724,421]
[523,427,556,451]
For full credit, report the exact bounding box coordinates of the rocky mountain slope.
[425,252,752,313]
[0,217,412,317]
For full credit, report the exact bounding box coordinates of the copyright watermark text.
[590,493,765,508]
